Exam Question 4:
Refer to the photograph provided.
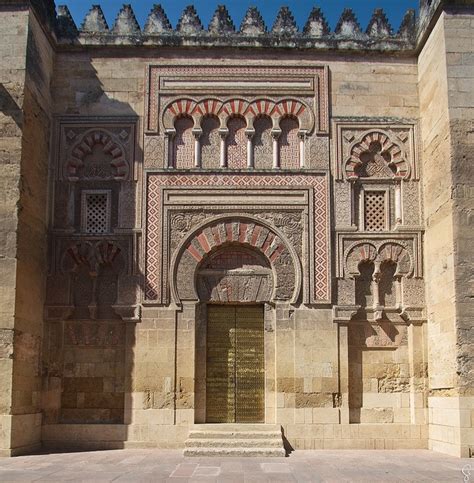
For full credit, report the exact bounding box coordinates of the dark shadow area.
[281,426,294,456]
[0,83,23,128]
[40,56,143,453]
[348,343,362,424]
[379,260,397,307]
[355,261,375,319]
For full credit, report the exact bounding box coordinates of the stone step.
[185,438,283,448]
[184,424,286,457]
[184,447,286,457]
[188,430,283,440]
[191,424,281,432]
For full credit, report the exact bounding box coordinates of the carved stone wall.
[144,64,329,170]
[2,0,471,457]
[145,173,329,305]
[331,118,426,433]
[172,217,300,303]
[43,116,141,426]
[332,119,424,323]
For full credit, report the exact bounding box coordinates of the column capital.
[192,128,203,140]
[271,129,282,140]
[218,128,229,139]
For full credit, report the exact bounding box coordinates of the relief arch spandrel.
[170,215,302,305]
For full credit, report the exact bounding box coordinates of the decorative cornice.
[112,4,140,35]
[239,6,266,36]
[303,7,330,38]
[81,5,108,33]
[143,4,172,34]
[208,5,235,35]
[9,1,471,53]
[366,8,393,38]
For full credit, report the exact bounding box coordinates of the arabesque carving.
[345,131,410,180]
[344,240,413,279]
[162,96,314,133]
[197,246,274,303]
[170,216,301,304]
[65,129,130,181]
[61,241,125,320]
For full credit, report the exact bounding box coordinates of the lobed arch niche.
[169,216,302,306]
[344,241,414,317]
[162,97,314,169]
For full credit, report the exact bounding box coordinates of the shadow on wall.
[0,83,23,129]
[41,58,145,452]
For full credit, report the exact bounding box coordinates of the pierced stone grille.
[84,193,109,234]
[364,191,386,231]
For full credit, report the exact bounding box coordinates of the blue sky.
[62,1,419,32]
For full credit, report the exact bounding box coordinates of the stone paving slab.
[0,449,470,482]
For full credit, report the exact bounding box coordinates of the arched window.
[96,264,119,320]
[201,115,220,169]
[253,115,273,169]
[355,261,375,309]
[379,260,397,307]
[173,116,194,169]
[226,116,247,169]
[279,116,299,169]
[72,264,93,320]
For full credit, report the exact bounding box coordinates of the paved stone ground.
[0,449,471,482]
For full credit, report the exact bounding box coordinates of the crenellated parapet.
[54,3,419,52]
[3,0,470,52]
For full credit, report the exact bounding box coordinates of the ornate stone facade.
[0,0,472,459]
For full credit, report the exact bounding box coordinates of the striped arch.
[62,240,123,275]
[163,98,198,130]
[170,215,302,304]
[345,131,410,180]
[274,99,314,132]
[246,99,277,128]
[377,242,413,277]
[345,242,378,278]
[193,99,223,126]
[221,99,249,124]
[67,129,128,181]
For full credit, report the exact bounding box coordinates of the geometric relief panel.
[333,120,418,181]
[56,117,138,182]
[145,173,329,304]
[146,64,329,135]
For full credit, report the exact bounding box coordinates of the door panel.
[206,305,264,423]
[206,306,236,423]
[235,306,265,423]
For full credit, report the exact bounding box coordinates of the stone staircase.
[184,424,286,457]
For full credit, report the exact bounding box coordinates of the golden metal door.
[206,305,264,423]
[206,306,236,423]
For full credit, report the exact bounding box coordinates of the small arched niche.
[378,260,398,307]
[196,245,273,303]
[355,260,375,309]
[201,114,220,169]
[279,116,300,169]
[226,116,247,169]
[173,115,194,169]
[253,115,273,169]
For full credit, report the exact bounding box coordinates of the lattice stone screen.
[81,191,111,234]
[364,191,386,231]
